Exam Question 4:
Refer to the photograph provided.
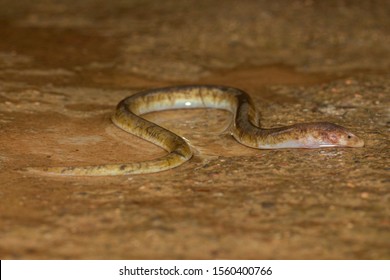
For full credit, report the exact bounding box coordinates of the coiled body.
[27,85,364,176]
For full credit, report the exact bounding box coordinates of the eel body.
[27,85,364,176]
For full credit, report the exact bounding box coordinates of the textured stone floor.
[0,0,389,259]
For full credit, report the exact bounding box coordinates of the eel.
[26,85,364,176]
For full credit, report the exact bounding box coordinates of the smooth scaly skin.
[27,85,364,176]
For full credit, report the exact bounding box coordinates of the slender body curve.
[27,85,364,176]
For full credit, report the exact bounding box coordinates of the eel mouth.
[346,136,365,148]
[337,130,365,148]
[319,134,365,148]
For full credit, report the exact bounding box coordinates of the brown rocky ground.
[0,0,389,259]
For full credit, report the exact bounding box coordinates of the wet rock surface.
[0,0,389,259]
